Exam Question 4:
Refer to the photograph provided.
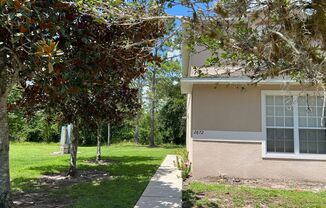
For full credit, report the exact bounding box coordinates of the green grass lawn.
[183,182,326,208]
[10,142,182,208]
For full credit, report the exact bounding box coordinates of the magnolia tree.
[19,3,165,176]
[0,0,166,206]
[0,1,68,206]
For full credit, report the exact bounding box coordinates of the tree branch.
[270,30,300,55]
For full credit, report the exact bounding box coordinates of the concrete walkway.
[134,155,182,208]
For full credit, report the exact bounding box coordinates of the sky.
[161,2,216,63]
[165,5,193,17]
[165,1,216,16]
[165,2,216,27]
[165,4,193,28]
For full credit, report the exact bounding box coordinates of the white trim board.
[263,153,326,161]
[193,139,262,144]
[192,130,263,141]
[180,77,301,94]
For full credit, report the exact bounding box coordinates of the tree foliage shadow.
[182,189,196,208]
[154,144,184,149]
[11,155,161,193]
[182,189,219,208]
[55,174,151,208]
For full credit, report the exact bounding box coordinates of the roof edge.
[180,77,301,94]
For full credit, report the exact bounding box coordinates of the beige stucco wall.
[188,84,326,182]
[192,141,326,182]
[192,84,310,132]
[192,85,262,132]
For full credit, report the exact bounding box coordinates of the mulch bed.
[12,169,111,208]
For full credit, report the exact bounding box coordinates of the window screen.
[298,96,326,154]
[266,95,294,153]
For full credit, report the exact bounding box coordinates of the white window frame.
[261,90,326,160]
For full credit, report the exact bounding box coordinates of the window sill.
[262,153,326,161]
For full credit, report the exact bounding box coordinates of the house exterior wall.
[192,141,326,181]
[192,85,262,132]
[188,84,326,182]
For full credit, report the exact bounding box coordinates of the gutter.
[180,77,300,94]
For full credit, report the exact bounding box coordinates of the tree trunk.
[107,123,110,157]
[96,123,101,162]
[149,68,156,147]
[68,122,78,177]
[134,80,142,144]
[134,124,139,144]
[0,92,11,208]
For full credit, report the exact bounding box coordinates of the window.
[298,96,326,154]
[263,92,326,158]
[266,95,294,153]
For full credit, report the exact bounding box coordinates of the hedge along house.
[181,46,326,182]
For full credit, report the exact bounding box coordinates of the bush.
[158,83,186,145]
[174,149,191,180]
[9,110,60,143]
[111,122,134,143]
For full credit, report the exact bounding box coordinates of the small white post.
[60,126,70,154]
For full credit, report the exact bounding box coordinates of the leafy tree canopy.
[0,0,167,204]
[182,0,326,85]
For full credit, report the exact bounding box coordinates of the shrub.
[175,149,192,180]
[158,83,186,145]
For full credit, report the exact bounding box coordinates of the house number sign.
[193,130,205,135]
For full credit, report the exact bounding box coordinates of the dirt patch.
[12,169,111,208]
[183,176,326,207]
[185,175,326,192]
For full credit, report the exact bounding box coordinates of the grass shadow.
[182,189,196,208]
[12,155,164,208]
[10,143,183,207]
[56,174,151,208]
[182,189,220,208]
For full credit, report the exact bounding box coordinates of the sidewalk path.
[134,155,182,208]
